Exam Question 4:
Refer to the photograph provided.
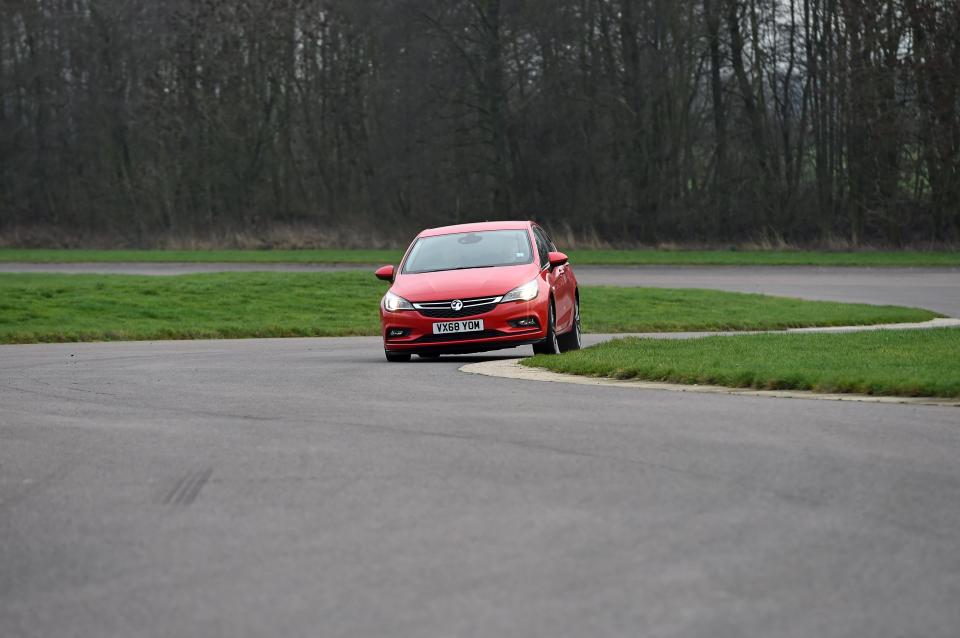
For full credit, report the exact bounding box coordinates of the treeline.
[1,0,958,246]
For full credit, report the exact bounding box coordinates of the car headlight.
[500,278,540,303]
[383,291,414,312]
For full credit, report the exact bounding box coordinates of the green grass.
[0,272,938,344]
[579,286,936,332]
[522,329,960,398]
[0,272,384,343]
[0,248,405,264]
[569,249,960,267]
[2,248,959,267]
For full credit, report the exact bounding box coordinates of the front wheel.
[557,297,581,352]
[384,349,411,362]
[532,302,561,355]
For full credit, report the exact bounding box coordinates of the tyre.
[384,349,411,362]
[557,297,581,353]
[532,302,561,355]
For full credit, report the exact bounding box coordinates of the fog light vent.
[387,328,409,339]
[509,316,539,328]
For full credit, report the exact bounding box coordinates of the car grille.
[413,295,502,319]
[415,329,506,343]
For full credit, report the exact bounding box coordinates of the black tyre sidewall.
[533,302,560,355]
[558,298,581,352]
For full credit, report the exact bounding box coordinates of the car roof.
[418,220,532,238]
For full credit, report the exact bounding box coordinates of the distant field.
[0,248,405,264]
[572,249,960,267]
[0,273,938,344]
[2,248,959,267]
[523,329,960,398]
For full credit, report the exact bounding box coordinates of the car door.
[545,229,575,331]
[533,226,574,331]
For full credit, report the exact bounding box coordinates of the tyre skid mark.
[163,468,213,506]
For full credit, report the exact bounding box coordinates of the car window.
[401,229,534,274]
[542,228,557,252]
[532,227,551,269]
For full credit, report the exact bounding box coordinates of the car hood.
[392,264,539,301]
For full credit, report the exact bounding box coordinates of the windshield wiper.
[411,265,500,274]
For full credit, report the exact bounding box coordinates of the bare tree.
[1,0,957,246]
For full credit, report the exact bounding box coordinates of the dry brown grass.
[0,224,404,250]
[1,223,956,251]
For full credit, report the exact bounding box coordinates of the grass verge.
[570,249,960,267]
[523,329,960,398]
[0,248,405,264]
[1,248,959,267]
[579,286,936,332]
[0,272,939,344]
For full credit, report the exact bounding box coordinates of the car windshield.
[402,229,534,274]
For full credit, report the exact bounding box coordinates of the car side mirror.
[548,251,568,269]
[375,265,395,282]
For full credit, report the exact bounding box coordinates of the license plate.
[432,319,484,335]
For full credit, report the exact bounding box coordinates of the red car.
[375,221,581,361]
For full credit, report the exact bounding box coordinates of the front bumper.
[381,297,549,354]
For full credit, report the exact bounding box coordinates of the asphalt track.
[2,266,960,638]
